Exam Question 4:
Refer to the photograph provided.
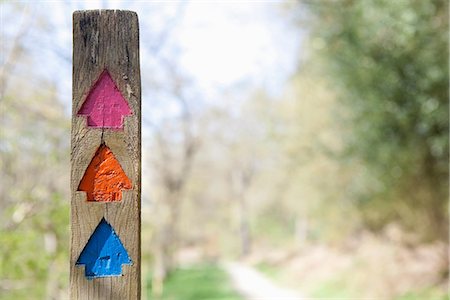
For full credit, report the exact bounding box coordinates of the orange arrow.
[78,144,132,202]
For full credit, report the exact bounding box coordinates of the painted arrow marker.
[78,144,132,202]
[77,69,132,129]
[76,218,132,279]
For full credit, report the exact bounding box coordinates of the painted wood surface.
[78,70,132,129]
[76,218,132,279]
[71,10,141,300]
[78,144,132,202]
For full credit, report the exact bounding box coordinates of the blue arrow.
[76,218,132,279]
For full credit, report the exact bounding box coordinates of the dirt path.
[223,262,306,300]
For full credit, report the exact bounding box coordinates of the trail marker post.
[70,10,141,299]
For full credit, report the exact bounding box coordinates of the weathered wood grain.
[71,10,141,299]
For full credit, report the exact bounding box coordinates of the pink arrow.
[78,70,132,129]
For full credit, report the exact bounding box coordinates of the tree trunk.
[238,195,251,257]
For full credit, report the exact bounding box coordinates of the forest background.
[1,1,448,299]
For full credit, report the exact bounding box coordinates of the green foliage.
[147,264,242,300]
[305,0,449,237]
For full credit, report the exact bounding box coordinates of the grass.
[309,277,355,299]
[255,262,281,279]
[147,264,243,300]
[307,277,448,300]
[395,287,449,300]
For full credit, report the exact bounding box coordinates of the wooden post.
[70,10,141,299]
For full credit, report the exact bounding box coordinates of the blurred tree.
[0,81,70,299]
[144,58,200,297]
[302,0,449,239]
[0,4,70,299]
